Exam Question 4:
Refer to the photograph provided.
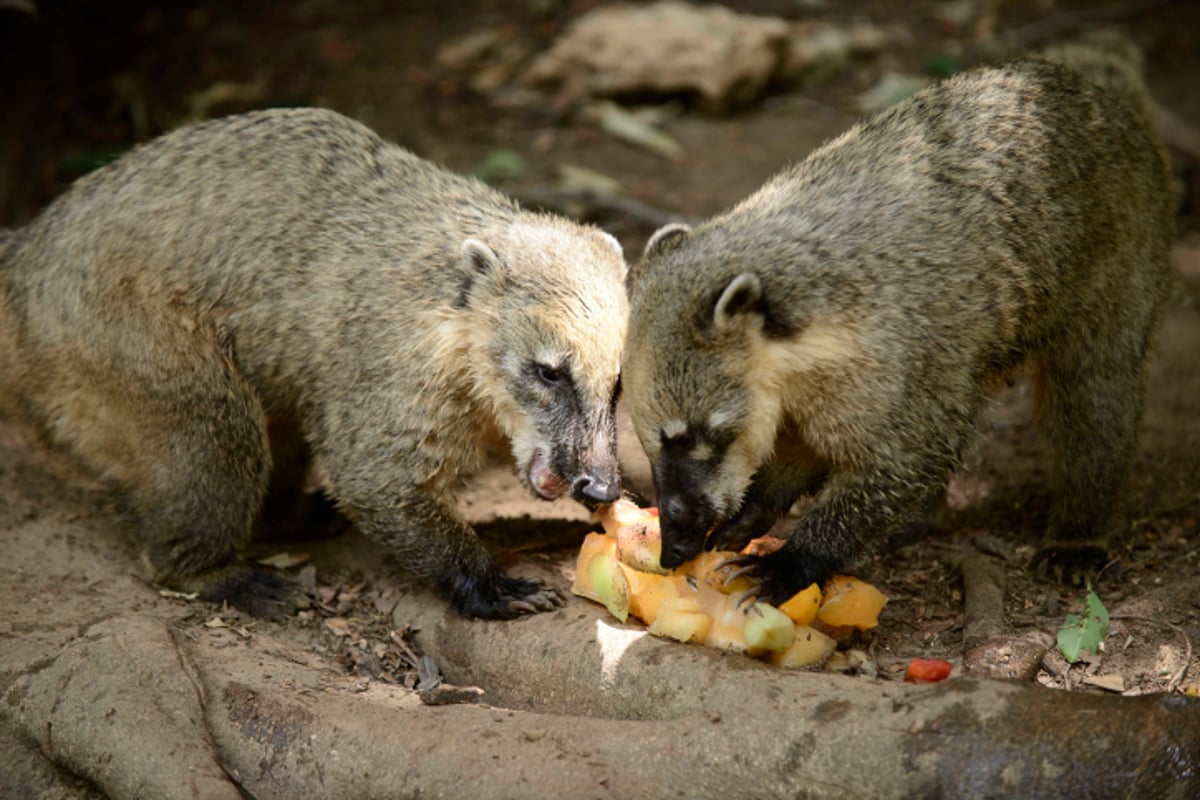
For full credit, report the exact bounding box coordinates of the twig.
[1111,614,1194,693]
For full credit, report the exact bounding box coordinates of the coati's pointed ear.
[712,272,763,333]
[456,238,505,308]
[598,231,629,281]
[600,231,624,260]
[462,238,502,276]
[628,223,690,295]
[643,223,690,261]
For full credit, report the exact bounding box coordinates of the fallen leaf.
[325,617,352,637]
[257,551,310,569]
[1084,674,1126,693]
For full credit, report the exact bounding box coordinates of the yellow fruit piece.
[648,596,711,643]
[683,550,754,594]
[621,565,674,624]
[586,553,629,623]
[768,625,837,668]
[704,594,753,653]
[597,498,655,538]
[570,532,617,600]
[817,575,888,631]
[743,602,796,652]
[778,583,822,626]
[615,519,668,575]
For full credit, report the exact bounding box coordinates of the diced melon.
[570,532,617,600]
[621,565,673,624]
[648,596,711,643]
[743,602,796,652]
[598,498,656,538]
[817,575,888,631]
[586,553,629,622]
[703,595,754,653]
[778,583,822,626]
[684,551,754,594]
[615,519,668,575]
[768,625,837,668]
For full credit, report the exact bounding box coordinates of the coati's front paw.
[443,569,565,620]
[196,566,300,620]
[720,547,838,607]
[1032,543,1110,587]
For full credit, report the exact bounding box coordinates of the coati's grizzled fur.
[0,108,629,619]
[624,36,1174,603]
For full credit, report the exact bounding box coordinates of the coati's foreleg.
[726,461,947,605]
[708,454,828,553]
[334,485,563,619]
[1032,324,1152,584]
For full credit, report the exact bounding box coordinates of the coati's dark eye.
[536,364,562,386]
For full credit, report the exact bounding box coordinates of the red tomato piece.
[904,658,953,683]
[646,507,659,517]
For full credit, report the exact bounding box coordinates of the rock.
[524,1,790,113]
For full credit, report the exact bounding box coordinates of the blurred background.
[2,0,1198,252]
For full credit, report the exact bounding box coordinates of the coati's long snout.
[563,410,623,509]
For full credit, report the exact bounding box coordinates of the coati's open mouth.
[528,449,570,500]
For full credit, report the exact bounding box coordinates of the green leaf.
[469,148,527,185]
[1056,590,1110,664]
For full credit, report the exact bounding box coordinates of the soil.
[2,1,1199,797]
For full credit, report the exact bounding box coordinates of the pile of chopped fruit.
[571,499,887,668]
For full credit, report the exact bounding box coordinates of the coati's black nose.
[572,476,620,505]
[658,497,705,569]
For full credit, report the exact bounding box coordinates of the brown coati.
[622,38,1174,604]
[0,107,629,619]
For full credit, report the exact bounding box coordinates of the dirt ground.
[2,1,1200,797]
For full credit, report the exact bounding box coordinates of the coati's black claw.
[197,567,300,620]
[1032,544,1110,586]
[445,569,564,620]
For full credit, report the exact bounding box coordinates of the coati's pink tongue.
[529,451,569,500]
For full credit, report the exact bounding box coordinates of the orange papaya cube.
[778,583,822,626]
[621,565,674,624]
[817,575,888,631]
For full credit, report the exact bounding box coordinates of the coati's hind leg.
[42,315,289,616]
[256,418,343,543]
[1032,324,1152,585]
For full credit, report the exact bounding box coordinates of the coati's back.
[13,107,512,312]
[637,56,1173,371]
[4,108,520,410]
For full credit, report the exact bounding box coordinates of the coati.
[623,38,1174,605]
[0,107,629,619]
